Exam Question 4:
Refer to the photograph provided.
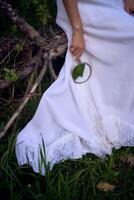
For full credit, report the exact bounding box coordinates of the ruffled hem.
[15,114,134,176]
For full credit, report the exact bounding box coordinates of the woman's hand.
[124,0,134,14]
[63,0,85,60]
[69,28,85,61]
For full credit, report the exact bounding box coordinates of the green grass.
[1,133,134,200]
[1,76,134,200]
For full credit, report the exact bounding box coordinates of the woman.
[15,0,134,175]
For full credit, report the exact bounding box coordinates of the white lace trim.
[15,114,134,176]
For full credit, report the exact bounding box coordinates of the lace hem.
[15,114,134,176]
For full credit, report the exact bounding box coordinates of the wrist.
[72,25,83,32]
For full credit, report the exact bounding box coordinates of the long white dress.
[15,0,134,175]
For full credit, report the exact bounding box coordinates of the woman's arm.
[63,0,85,60]
[63,0,83,31]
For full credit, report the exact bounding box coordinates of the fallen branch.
[0,0,46,48]
[0,42,66,89]
[0,0,68,138]
[0,0,67,89]
[0,0,67,49]
[0,52,49,139]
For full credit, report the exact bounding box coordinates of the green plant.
[36,3,53,26]
[3,68,19,82]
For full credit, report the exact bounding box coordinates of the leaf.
[72,63,85,81]
[96,181,116,192]
[3,68,18,81]
[15,44,23,52]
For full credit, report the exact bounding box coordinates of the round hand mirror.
[71,58,92,84]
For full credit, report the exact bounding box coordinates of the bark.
[0,0,68,89]
[0,0,68,138]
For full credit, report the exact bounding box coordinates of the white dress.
[15,0,134,175]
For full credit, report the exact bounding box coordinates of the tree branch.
[0,53,49,139]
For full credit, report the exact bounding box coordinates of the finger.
[70,44,78,50]
[70,47,79,56]
[70,45,85,58]
[72,47,81,54]
[72,46,84,53]
[75,47,84,55]
[72,50,82,58]
[74,50,83,60]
